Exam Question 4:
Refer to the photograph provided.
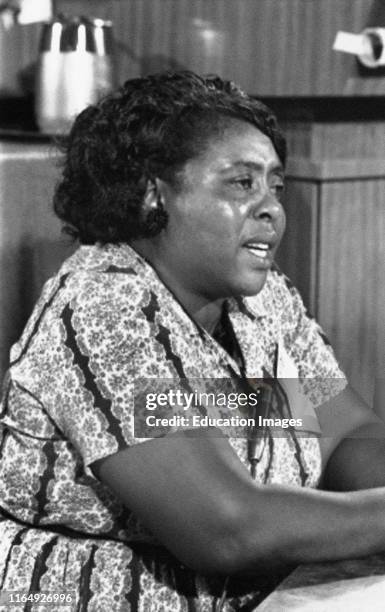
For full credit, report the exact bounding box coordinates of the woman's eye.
[232,177,253,190]
[271,183,285,200]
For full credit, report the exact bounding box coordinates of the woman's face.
[153,120,286,306]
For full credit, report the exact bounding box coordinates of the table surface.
[257,554,385,612]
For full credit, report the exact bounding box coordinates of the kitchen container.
[35,16,114,133]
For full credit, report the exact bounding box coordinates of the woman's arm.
[317,385,385,491]
[93,426,385,576]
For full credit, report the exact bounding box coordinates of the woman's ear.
[141,179,169,236]
[143,179,161,212]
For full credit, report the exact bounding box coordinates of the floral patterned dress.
[0,244,346,611]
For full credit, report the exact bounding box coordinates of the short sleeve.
[11,271,152,468]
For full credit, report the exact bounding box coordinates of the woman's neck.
[189,300,225,335]
[155,268,225,334]
[131,239,225,335]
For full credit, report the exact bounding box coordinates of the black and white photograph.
[1,1,385,610]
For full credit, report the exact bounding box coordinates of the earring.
[143,196,168,237]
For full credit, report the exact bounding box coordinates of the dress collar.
[64,242,270,321]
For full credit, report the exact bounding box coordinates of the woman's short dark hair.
[53,70,287,244]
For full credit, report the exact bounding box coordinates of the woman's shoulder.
[56,243,153,311]
[59,243,145,280]
[9,245,150,363]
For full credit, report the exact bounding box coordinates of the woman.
[1,71,385,611]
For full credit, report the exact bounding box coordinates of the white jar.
[35,17,115,134]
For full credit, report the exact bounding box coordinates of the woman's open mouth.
[240,235,279,270]
[244,242,270,259]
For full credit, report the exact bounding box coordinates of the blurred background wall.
[3,0,385,97]
[1,0,385,405]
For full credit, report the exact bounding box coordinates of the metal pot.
[35,16,115,134]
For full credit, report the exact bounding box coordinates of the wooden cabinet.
[277,148,385,404]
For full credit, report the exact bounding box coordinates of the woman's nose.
[252,192,284,223]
